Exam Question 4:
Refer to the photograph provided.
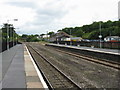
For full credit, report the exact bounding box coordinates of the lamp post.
[56,36,58,44]
[99,22,102,48]
[13,30,17,46]
[6,19,18,49]
[7,20,9,50]
[15,30,20,45]
[9,24,13,47]
[70,29,72,46]
[47,31,48,42]
[16,37,17,45]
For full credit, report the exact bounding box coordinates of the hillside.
[58,20,120,39]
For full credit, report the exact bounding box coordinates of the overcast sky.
[0,0,119,35]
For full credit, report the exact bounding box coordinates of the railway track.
[26,44,82,90]
[26,42,120,89]
[45,44,120,70]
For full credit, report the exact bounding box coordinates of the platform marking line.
[25,45,49,89]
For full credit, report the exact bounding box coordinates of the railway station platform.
[46,43,120,63]
[47,43,120,55]
[0,44,48,89]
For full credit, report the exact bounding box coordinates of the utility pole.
[7,20,9,50]
[13,30,14,46]
[16,36,17,45]
[99,22,102,48]
[14,28,19,45]
[6,19,18,49]
[10,24,13,47]
[47,31,48,42]
[70,29,71,45]
[15,30,20,45]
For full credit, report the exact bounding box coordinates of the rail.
[27,44,82,90]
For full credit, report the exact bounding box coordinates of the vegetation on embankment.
[57,20,120,39]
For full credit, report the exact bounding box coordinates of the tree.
[47,31,54,37]
[1,23,17,42]
[56,20,120,39]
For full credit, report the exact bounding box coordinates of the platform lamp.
[7,19,18,50]
[99,21,102,48]
[70,29,72,46]
[9,24,13,47]
[14,28,19,45]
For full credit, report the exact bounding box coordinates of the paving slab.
[27,82,44,88]
[0,44,48,89]
[24,45,47,89]
[2,44,26,88]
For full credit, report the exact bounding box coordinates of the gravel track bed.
[27,44,80,89]
[28,42,120,88]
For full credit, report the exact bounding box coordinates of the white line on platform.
[25,45,49,90]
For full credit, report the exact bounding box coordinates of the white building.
[42,34,50,38]
[104,36,120,42]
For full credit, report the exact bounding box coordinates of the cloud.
[33,7,68,26]
[0,0,119,35]
[5,1,36,8]
[2,0,69,34]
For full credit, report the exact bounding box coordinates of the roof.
[57,31,71,38]
[105,36,120,38]
[50,31,71,38]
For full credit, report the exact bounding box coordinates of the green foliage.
[8,20,120,42]
[1,23,18,42]
[82,33,90,39]
[57,20,120,39]
[40,34,45,37]
[47,31,54,36]
[20,34,40,42]
[73,29,83,37]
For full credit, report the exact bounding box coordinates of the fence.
[0,41,19,53]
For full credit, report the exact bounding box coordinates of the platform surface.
[2,45,26,88]
[0,44,46,89]
[48,43,120,55]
